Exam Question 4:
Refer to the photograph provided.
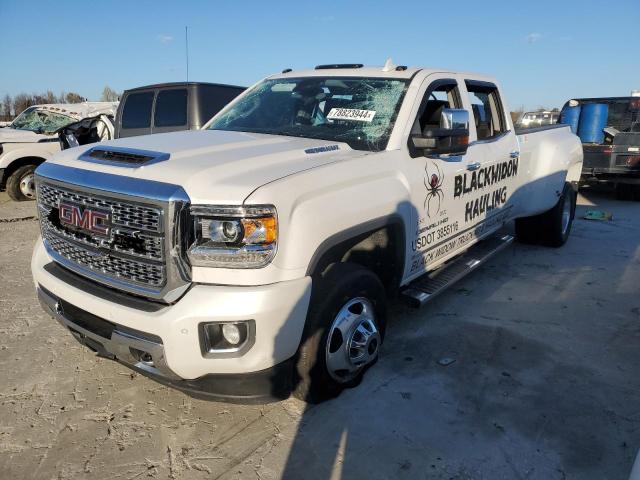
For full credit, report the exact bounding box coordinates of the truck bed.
[514,123,567,136]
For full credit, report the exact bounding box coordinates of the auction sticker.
[327,108,376,122]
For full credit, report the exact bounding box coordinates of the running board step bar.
[401,234,514,308]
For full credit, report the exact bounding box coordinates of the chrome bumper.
[37,286,180,380]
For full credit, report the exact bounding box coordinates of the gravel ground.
[0,188,638,480]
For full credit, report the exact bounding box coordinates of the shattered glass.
[208,77,409,151]
[10,107,75,134]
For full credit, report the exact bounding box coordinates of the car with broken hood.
[32,61,583,403]
[0,102,117,201]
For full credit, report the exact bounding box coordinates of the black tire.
[293,263,386,403]
[6,164,37,201]
[515,182,576,248]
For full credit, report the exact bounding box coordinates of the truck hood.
[0,127,50,143]
[47,129,366,204]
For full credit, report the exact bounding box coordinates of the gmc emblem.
[59,202,110,236]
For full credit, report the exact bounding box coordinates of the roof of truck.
[124,81,245,92]
[273,65,422,80]
[269,62,496,83]
[28,102,118,119]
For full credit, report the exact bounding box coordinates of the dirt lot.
[1,188,638,480]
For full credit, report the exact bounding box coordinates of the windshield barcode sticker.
[327,108,376,123]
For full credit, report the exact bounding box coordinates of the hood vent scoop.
[79,146,170,167]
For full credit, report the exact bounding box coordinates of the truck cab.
[115,82,245,138]
[59,83,246,151]
[31,62,582,402]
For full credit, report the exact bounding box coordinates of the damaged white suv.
[0,102,116,201]
[32,62,582,402]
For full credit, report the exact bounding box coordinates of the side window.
[465,81,506,140]
[412,80,462,135]
[154,89,188,127]
[121,92,154,129]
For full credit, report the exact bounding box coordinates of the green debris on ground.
[583,210,613,221]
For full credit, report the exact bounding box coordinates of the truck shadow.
[269,175,640,479]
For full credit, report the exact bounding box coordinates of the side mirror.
[411,108,470,157]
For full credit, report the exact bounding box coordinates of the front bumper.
[32,239,312,400]
[37,285,293,402]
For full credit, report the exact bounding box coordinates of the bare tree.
[13,94,35,116]
[32,90,60,105]
[1,95,12,121]
[101,86,119,102]
[33,93,47,105]
[44,90,57,104]
[65,92,84,104]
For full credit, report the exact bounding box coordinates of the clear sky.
[1,0,638,110]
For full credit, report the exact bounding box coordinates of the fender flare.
[305,213,407,286]
[0,153,47,187]
[0,147,48,170]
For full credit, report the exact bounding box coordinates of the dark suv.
[116,82,245,138]
[59,82,245,150]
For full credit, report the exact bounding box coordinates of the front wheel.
[6,164,38,201]
[293,263,386,403]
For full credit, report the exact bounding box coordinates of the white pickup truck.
[32,62,583,402]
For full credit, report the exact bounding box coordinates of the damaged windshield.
[208,76,409,151]
[10,107,75,134]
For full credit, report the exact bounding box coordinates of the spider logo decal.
[424,161,444,218]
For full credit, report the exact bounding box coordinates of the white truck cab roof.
[268,61,496,84]
[26,102,118,122]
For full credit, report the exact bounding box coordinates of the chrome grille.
[40,215,164,261]
[35,163,191,302]
[39,183,162,232]
[44,234,165,286]
[37,181,167,291]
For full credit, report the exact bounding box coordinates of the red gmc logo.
[59,202,110,236]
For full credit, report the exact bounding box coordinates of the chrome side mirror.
[440,108,469,131]
[411,108,470,157]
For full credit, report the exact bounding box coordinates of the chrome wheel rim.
[325,297,380,383]
[19,172,36,199]
[561,195,571,235]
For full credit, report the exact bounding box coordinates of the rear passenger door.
[457,80,520,237]
[153,88,189,134]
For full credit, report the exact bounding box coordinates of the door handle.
[510,151,520,158]
[467,162,481,171]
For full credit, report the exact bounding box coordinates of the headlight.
[187,205,277,268]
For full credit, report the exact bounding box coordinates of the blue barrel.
[578,103,609,144]
[560,105,581,134]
